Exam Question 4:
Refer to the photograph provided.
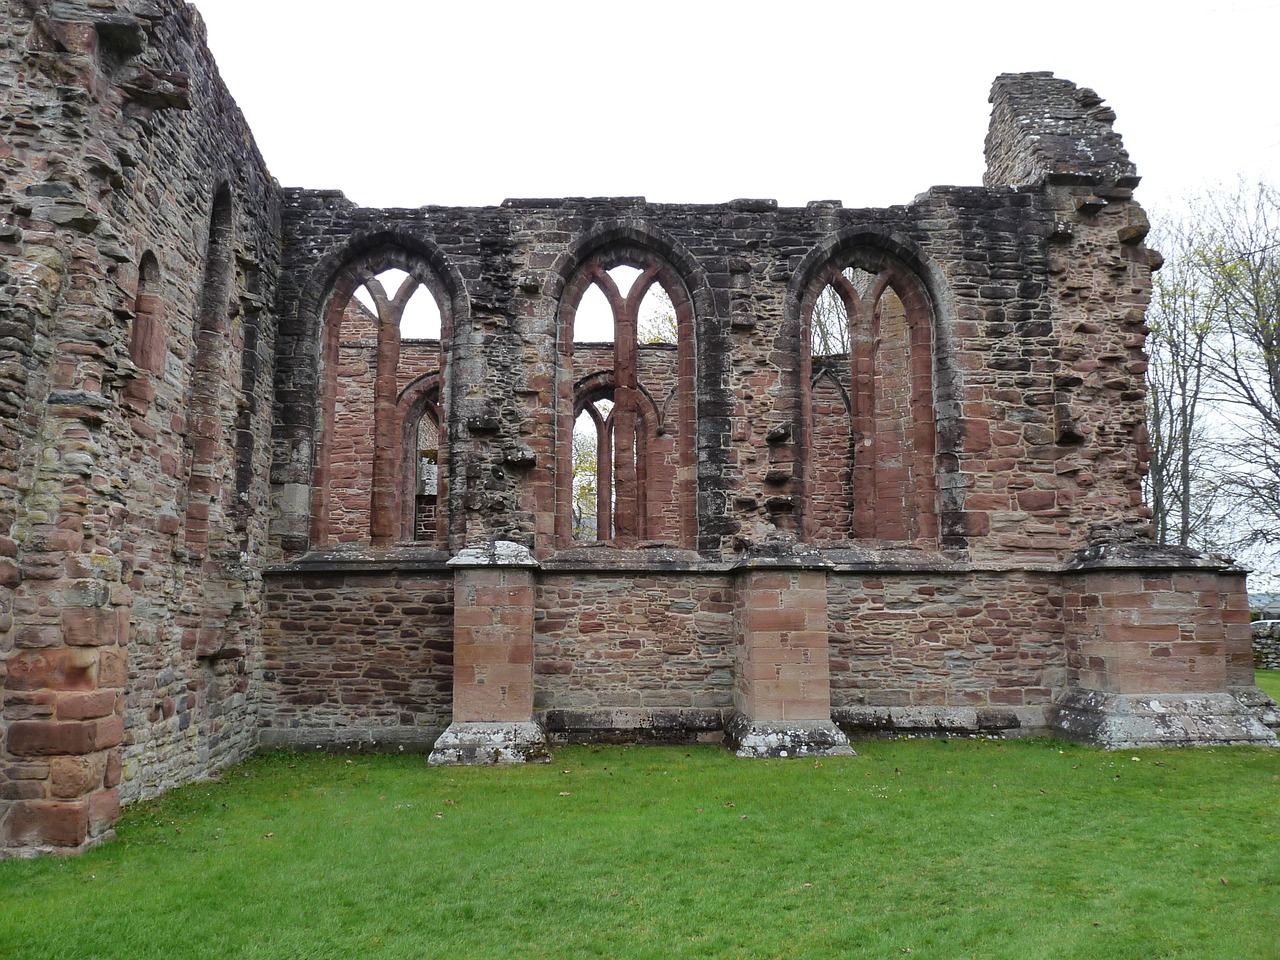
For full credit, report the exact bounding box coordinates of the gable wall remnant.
[0,7,1274,857]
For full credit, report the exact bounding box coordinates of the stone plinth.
[428,542,549,764]
[1053,545,1277,748]
[727,546,852,758]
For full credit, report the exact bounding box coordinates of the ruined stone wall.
[259,566,453,749]
[271,183,1155,565]
[5,14,1274,855]
[534,570,734,740]
[0,0,279,853]
[827,569,1065,734]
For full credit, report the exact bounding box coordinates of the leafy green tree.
[571,413,599,540]
[637,283,677,344]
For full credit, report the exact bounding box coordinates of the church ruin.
[2,0,1277,857]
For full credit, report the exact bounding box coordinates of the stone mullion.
[308,295,347,548]
[595,408,613,540]
[850,294,876,540]
[612,297,639,543]
[370,302,404,546]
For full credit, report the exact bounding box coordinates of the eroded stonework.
[1,1,1275,857]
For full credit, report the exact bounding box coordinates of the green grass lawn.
[1256,667,1280,703]
[2,737,1278,960]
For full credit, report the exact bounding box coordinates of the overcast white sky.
[190,0,1279,215]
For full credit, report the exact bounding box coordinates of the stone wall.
[828,568,1064,734]
[1,0,278,854]
[534,568,733,740]
[1253,621,1280,670]
[259,563,453,750]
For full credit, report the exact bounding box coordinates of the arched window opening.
[413,412,440,541]
[184,186,235,556]
[557,247,696,548]
[129,252,165,375]
[801,253,938,547]
[573,281,616,343]
[311,252,451,550]
[352,268,442,340]
[637,281,677,345]
[233,267,265,547]
[572,398,617,541]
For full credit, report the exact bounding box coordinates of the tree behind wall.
[1144,215,1221,548]
[1145,181,1280,562]
[1198,182,1280,553]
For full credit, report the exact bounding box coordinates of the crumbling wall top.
[984,71,1139,190]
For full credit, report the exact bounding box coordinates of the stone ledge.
[723,715,855,759]
[1049,690,1279,749]
[1230,685,1280,731]
[258,727,444,753]
[543,707,727,744]
[427,721,550,765]
[833,705,1050,738]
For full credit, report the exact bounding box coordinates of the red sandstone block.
[104,748,122,789]
[750,608,806,632]
[1172,573,1218,594]
[4,648,97,692]
[1102,623,1179,645]
[89,787,120,834]
[747,573,793,591]
[747,645,805,665]
[743,663,780,681]
[476,663,533,686]
[4,799,89,848]
[454,607,494,628]
[14,624,63,649]
[62,608,118,646]
[461,643,512,665]
[8,720,97,757]
[55,690,119,721]
[50,755,104,799]
[782,698,831,722]
[97,648,127,687]
[788,630,828,650]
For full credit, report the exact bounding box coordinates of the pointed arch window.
[557,249,695,548]
[800,252,940,545]
[311,255,450,549]
[129,251,165,375]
